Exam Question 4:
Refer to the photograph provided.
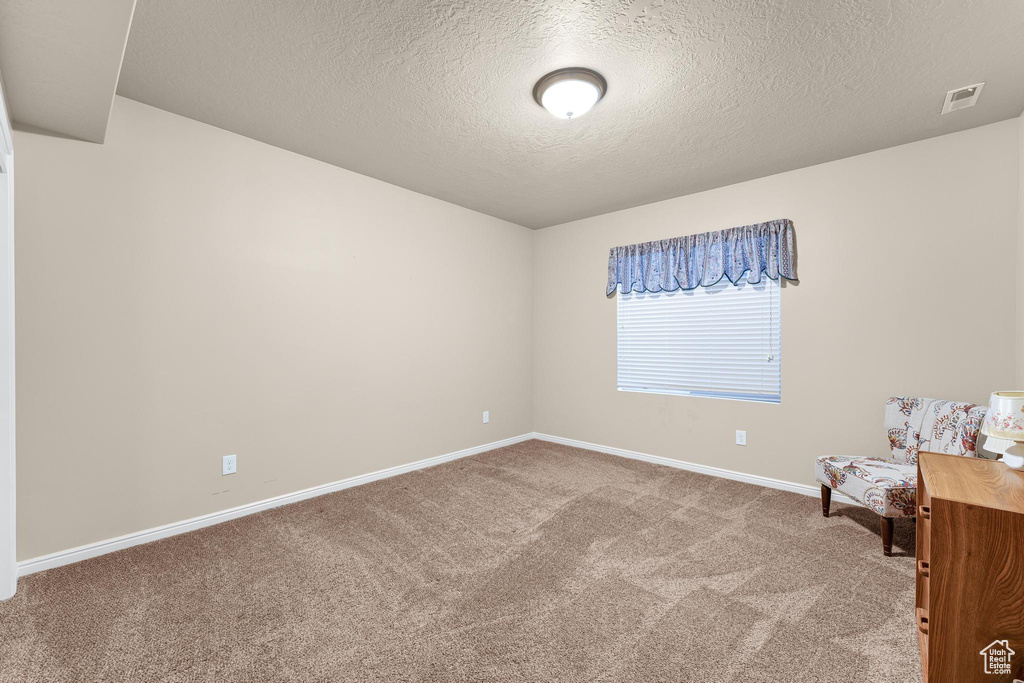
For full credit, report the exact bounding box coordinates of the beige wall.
[14,97,534,560]
[534,120,1019,488]
[13,98,1023,562]
[1018,110,1024,387]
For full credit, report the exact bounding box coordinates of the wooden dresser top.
[920,451,1024,514]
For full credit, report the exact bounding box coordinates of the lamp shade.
[981,391,1024,441]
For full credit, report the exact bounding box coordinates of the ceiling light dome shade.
[534,68,607,120]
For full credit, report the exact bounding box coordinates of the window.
[617,278,781,403]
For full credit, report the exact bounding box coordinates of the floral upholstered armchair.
[815,396,987,555]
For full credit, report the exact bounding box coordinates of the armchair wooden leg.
[820,484,831,518]
[880,516,894,556]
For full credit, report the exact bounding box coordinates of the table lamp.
[981,391,1024,469]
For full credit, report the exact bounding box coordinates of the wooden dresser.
[916,452,1024,682]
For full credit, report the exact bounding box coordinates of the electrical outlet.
[222,454,237,475]
[482,410,489,424]
[735,430,747,446]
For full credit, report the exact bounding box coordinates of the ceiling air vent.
[941,82,984,114]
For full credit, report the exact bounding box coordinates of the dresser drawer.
[917,505,930,563]
[915,560,929,611]
[916,460,930,566]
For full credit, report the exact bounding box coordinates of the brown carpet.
[0,440,919,683]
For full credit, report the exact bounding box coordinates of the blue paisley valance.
[606,218,797,296]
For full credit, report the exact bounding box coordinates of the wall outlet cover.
[482,411,489,424]
[222,454,237,476]
[735,430,747,446]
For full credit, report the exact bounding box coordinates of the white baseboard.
[17,431,856,579]
[17,432,535,578]
[531,432,859,507]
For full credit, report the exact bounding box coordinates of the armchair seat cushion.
[815,455,917,518]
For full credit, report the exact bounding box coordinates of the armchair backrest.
[885,396,986,465]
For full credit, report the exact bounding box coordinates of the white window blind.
[617,278,781,403]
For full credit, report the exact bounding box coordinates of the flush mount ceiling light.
[533,68,607,120]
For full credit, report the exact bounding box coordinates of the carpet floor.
[0,440,919,683]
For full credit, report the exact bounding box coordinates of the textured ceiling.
[0,0,137,143]
[122,2,1024,227]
